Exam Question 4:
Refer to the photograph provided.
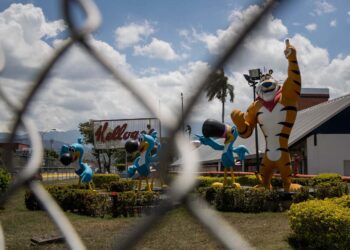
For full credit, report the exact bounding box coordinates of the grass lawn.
[0,182,293,250]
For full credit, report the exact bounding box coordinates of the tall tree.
[205,68,234,123]
[78,120,104,172]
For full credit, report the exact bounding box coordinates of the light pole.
[244,69,261,172]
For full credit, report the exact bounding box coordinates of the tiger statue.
[231,39,302,192]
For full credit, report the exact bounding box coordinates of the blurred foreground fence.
[0,0,289,249]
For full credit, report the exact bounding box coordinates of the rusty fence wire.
[0,0,288,249]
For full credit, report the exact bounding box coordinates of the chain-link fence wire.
[0,0,290,249]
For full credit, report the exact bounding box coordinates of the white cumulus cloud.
[115,21,154,49]
[134,38,179,60]
[312,0,336,16]
[193,5,287,55]
[305,23,317,31]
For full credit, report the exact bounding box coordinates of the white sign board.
[93,118,160,150]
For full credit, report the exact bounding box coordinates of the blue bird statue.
[60,138,93,188]
[197,119,249,188]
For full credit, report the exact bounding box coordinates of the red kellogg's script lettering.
[95,122,139,143]
[95,122,108,142]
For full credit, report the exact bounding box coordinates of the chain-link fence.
[0,0,288,249]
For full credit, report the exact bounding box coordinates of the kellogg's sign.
[93,118,160,149]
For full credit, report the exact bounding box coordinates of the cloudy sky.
[1,0,350,134]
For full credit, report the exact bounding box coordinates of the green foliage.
[25,190,41,210]
[115,163,126,172]
[270,177,283,187]
[288,198,350,249]
[206,69,234,103]
[215,188,285,213]
[196,175,259,188]
[236,175,260,186]
[292,177,311,186]
[111,191,160,217]
[205,68,234,122]
[314,181,348,199]
[93,173,120,188]
[25,185,112,217]
[196,176,230,187]
[203,187,221,204]
[79,120,94,145]
[0,168,11,192]
[196,175,310,188]
[311,173,343,186]
[271,177,310,187]
[44,149,59,159]
[330,195,350,208]
[107,179,135,192]
[292,187,311,203]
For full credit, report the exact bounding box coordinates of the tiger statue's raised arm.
[281,39,302,103]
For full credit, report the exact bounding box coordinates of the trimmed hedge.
[111,191,160,217]
[196,175,259,188]
[288,197,350,249]
[107,179,135,192]
[214,187,289,212]
[25,182,160,218]
[196,175,311,188]
[310,173,342,186]
[25,185,112,217]
[197,173,346,189]
[92,173,120,188]
[314,181,348,199]
[197,172,349,213]
[0,168,11,192]
[331,194,350,208]
[291,187,310,203]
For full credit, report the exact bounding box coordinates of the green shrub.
[196,187,209,198]
[197,175,259,188]
[111,191,159,217]
[0,168,11,192]
[311,173,343,186]
[196,176,231,188]
[215,188,284,213]
[108,179,135,192]
[115,164,126,172]
[196,175,307,188]
[204,187,220,205]
[314,181,348,199]
[111,191,136,217]
[330,195,350,208]
[25,185,112,217]
[292,187,311,203]
[270,177,283,187]
[92,173,120,188]
[68,189,111,217]
[25,190,41,210]
[270,177,310,187]
[236,175,259,186]
[288,199,350,249]
[291,177,311,186]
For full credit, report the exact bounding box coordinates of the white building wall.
[307,134,350,175]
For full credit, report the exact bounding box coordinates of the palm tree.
[205,68,234,123]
